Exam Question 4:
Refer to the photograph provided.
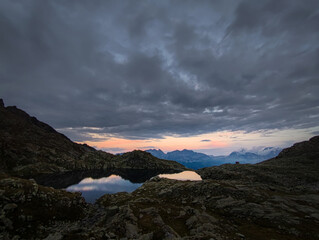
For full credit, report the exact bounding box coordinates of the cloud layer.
[1,0,318,141]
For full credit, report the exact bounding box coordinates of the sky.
[1,0,319,155]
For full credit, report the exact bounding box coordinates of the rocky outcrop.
[276,135,319,159]
[0,100,186,178]
[3,172,317,240]
[0,174,87,240]
[93,174,319,240]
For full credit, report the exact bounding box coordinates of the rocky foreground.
[0,136,318,239]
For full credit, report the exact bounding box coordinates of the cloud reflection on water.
[66,172,201,203]
[66,174,142,203]
[159,171,202,181]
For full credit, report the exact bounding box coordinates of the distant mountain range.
[146,147,282,169]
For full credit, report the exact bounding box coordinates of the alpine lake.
[35,169,202,203]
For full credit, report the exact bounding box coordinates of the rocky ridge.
[0,100,186,179]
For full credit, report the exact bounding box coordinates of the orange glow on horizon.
[74,127,318,155]
[81,132,229,153]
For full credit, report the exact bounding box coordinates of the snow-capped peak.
[255,147,282,156]
[233,147,282,156]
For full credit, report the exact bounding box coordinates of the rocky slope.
[1,136,318,239]
[198,136,319,191]
[0,99,186,178]
[0,173,91,240]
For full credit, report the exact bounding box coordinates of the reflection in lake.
[66,175,142,203]
[159,171,202,181]
[34,169,189,203]
[35,169,180,189]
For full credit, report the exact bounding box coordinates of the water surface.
[66,174,142,203]
[36,169,193,203]
[159,171,202,181]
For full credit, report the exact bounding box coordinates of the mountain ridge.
[0,99,186,178]
[146,146,282,169]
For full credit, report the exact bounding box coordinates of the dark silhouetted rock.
[0,99,4,108]
[0,101,186,178]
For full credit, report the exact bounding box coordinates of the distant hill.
[146,147,282,169]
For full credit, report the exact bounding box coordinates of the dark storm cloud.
[0,0,318,141]
[201,140,211,142]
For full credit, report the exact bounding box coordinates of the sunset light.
[79,127,319,155]
[1,0,319,239]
